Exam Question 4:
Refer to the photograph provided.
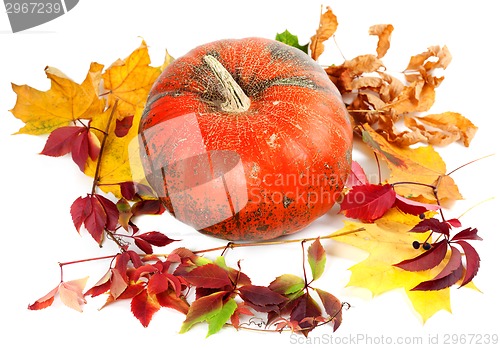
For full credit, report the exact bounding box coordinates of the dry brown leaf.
[410,112,478,147]
[405,46,452,75]
[310,6,338,61]
[385,81,435,114]
[369,24,394,58]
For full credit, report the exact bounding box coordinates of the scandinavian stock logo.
[4,0,79,32]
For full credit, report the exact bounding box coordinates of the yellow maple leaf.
[102,40,162,117]
[362,124,462,203]
[331,208,452,322]
[84,105,148,198]
[10,62,105,135]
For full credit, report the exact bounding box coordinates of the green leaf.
[206,298,238,337]
[308,238,326,281]
[275,30,309,54]
[269,274,305,295]
[179,291,226,334]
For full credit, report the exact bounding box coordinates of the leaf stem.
[91,102,118,195]
[189,228,365,254]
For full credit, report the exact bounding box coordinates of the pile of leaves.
[10,6,484,337]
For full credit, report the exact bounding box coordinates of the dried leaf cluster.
[9,5,485,337]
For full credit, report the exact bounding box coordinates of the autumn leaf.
[331,209,453,322]
[131,289,161,327]
[102,40,162,117]
[179,291,227,334]
[10,63,105,135]
[84,106,148,198]
[29,277,89,312]
[339,183,396,222]
[362,124,462,203]
[310,6,338,60]
[308,238,326,281]
[368,24,394,58]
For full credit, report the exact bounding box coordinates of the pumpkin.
[139,37,352,241]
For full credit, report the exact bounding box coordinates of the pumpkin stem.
[203,55,250,113]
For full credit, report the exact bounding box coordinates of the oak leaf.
[10,63,104,135]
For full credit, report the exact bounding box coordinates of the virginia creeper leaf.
[130,289,161,327]
[394,194,440,215]
[340,183,396,222]
[269,274,305,295]
[156,289,189,314]
[40,126,85,157]
[394,240,448,271]
[308,238,326,280]
[179,291,227,334]
[315,288,342,331]
[289,293,322,336]
[182,263,232,289]
[454,240,480,287]
[412,246,464,291]
[451,227,482,241]
[28,285,59,310]
[115,115,134,137]
[136,231,177,247]
[206,297,238,337]
[410,218,450,236]
[238,285,288,313]
[58,276,89,312]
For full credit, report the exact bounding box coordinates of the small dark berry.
[423,242,432,250]
[412,241,421,249]
[419,213,426,219]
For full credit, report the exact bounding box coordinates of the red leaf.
[136,231,178,247]
[315,288,342,332]
[85,271,111,298]
[182,263,232,289]
[410,218,450,236]
[394,194,440,215]
[340,183,396,222]
[132,199,165,216]
[156,289,189,314]
[95,194,119,231]
[455,240,480,287]
[40,126,84,157]
[238,285,288,312]
[70,196,92,232]
[394,240,448,271]
[28,284,59,310]
[451,227,482,241]
[115,115,134,137]
[134,237,153,254]
[130,289,161,327]
[84,195,107,243]
[412,246,464,291]
[345,161,368,187]
[71,129,91,172]
[446,218,462,228]
[289,293,322,336]
[120,182,156,201]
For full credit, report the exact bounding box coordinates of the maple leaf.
[361,124,462,203]
[102,40,162,117]
[331,209,453,322]
[10,63,104,135]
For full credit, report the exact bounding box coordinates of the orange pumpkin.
[139,37,352,241]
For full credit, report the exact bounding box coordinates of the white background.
[1,0,499,347]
